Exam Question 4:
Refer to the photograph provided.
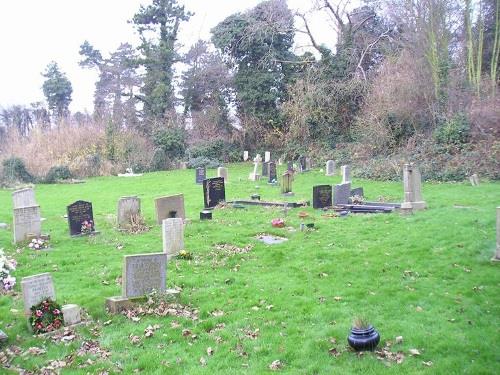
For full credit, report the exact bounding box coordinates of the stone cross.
[493,207,500,261]
[249,154,262,181]
[162,218,184,257]
[117,196,141,228]
[341,165,351,183]
[326,160,335,176]
[264,151,271,162]
[217,166,229,182]
[401,163,427,211]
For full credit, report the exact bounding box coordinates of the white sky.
[0,0,346,113]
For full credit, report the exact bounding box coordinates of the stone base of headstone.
[105,296,137,314]
[491,256,500,262]
[71,230,100,238]
[282,192,295,197]
[400,207,413,216]
[0,329,7,344]
[401,201,427,211]
[62,304,81,326]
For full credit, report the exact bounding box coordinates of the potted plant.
[347,317,380,351]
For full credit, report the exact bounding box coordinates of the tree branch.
[296,13,322,54]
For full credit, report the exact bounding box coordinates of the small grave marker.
[264,151,271,162]
[12,188,36,209]
[217,166,228,182]
[401,163,427,210]
[492,207,500,261]
[341,165,351,183]
[281,172,293,195]
[249,154,262,181]
[262,162,269,177]
[243,150,249,161]
[196,167,206,184]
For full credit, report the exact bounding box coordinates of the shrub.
[152,127,186,159]
[150,148,168,171]
[187,157,221,169]
[188,139,240,162]
[2,157,34,183]
[44,165,72,183]
[434,113,470,147]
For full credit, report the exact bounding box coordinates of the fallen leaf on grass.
[129,335,141,345]
[416,306,423,312]
[242,328,260,340]
[207,347,214,356]
[171,321,180,329]
[182,329,192,337]
[422,361,433,366]
[200,357,207,366]
[334,296,342,301]
[211,310,224,317]
[328,347,340,357]
[24,347,46,356]
[395,336,403,344]
[103,320,112,326]
[409,349,421,356]
[269,359,283,370]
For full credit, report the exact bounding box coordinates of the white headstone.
[12,188,36,209]
[117,196,141,228]
[217,167,228,182]
[469,174,480,186]
[13,205,41,243]
[401,163,427,210]
[243,151,249,161]
[341,165,351,183]
[21,273,56,315]
[264,151,271,163]
[162,218,184,257]
[326,160,335,176]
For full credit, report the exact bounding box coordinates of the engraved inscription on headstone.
[67,201,94,236]
[195,167,206,184]
[313,185,333,209]
[117,196,140,228]
[203,177,226,209]
[162,218,184,257]
[155,194,185,224]
[268,162,277,183]
[122,253,167,298]
[21,273,56,315]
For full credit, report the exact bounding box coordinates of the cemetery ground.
[0,163,499,374]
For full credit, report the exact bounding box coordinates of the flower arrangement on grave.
[80,220,94,235]
[27,238,49,250]
[271,218,285,228]
[0,249,17,292]
[177,250,193,260]
[350,195,364,205]
[29,298,63,334]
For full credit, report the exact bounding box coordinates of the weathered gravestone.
[287,161,294,172]
[268,162,277,183]
[13,205,41,243]
[203,177,226,209]
[298,156,307,172]
[195,167,206,184]
[162,218,184,257]
[401,163,427,211]
[217,166,229,182]
[265,151,271,163]
[12,188,37,208]
[469,173,480,186]
[67,201,95,236]
[326,160,335,176]
[249,154,262,181]
[334,182,351,205]
[122,253,167,298]
[341,165,351,183]
[154,194,185,224]
[313,185,333,209]
[117,196,140,228]
[281,172,293,195]
[21,273,56,315]
[243,150,249,161]
[262,162,269,177]
[306,157,312,170]
[350,187,364,198]
[492,207,500,262]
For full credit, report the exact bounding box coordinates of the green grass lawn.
[0,163,499,374]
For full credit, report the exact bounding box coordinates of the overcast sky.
[0,0,346,113]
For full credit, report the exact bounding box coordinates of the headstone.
[200,210,212,220]
[12,188,36,208]
[333,182,351,205]
[203,177,226,208]
[162,218,184,257]
[268,162,277,183]
[350,187,364,197]
[262,162,269,177]
[401,163,427,210]
[122,253,167,298]
[117,196,140,228]
[154,194,185,224]
[305,157,312,170]
[67,201,95,236]
[217,166,228,182]
[195,167,206,184]
[313,185,333,209]
[243,151,249,161]
[249,154,262,181]
[281,172,293,195]
[341,165,351,183]
[492,207,500,261]
[469,174,480,186]
[326,160,335,176]
[62,304,81,326]
[0,329,7,344]
[265,151,271,163]
[298,156,307,172]
[13,205,41,243]
[21,273,56,315]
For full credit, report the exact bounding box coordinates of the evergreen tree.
[41,62,73,121]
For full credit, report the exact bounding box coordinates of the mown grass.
[0,163,499,374]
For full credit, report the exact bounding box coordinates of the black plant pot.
[347,325,380,351]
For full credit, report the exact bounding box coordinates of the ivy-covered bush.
[44,165,72,183]
[1,157,34,183]
[188,139,240,162]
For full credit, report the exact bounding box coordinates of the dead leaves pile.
[123,301,199,321]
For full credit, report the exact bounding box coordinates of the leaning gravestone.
[217,166,229,182]
[21,273,56,315]
[341,165,351,183]
[203,177,226,209]
[12,188,37,209]
[268,162,277,183]
[281,172,293,195]
[117,196,141,228]
[262,162,269,177]
[326,160,335,176]
[313,185,333,209]
[333,182,351,205]
[195,167,206,184]
[401,163,427,211]
[122,253,167,298]
[155,194,185,224]
[13,205,41,243]
[162,218,184,257]
[67,200,95,236]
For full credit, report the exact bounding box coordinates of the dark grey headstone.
[350,187,364,197]
[67,201,94,236]
[203,177,226,209]
[268,162,277,183]
[313,185,332,209]
[333,182,351,205]
[262,162,269,177]
[298,156,307,172]
[195,167,206,184]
